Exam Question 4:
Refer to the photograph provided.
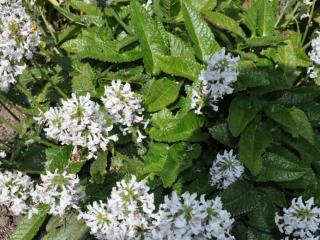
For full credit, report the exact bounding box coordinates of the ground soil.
[0,102,25,239]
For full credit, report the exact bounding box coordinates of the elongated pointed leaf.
[182,2,219,61]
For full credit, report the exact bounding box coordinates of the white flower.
[190,89,205,115]
[148,192,235,240]
[301,13,310,20]
[275,197,320,239]
[0,0,40,91]
[79,175,155,240]
[209,150,244,190]
[199,48,239,112]
[101,80,147,140]
[33,170,81,217]
[309,32,320,65]
[35,93,118,159]
[0,151,6,158]
[304,0,313,5]
[308,66,318,79]
[200,196,235,240]
[0,170,38,218]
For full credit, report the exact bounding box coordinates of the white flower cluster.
[79,175,155,240]
[275,197,320,239]
[80,176,234,240]
[190,48,239,114]
[0,169,81,218]
[0,0,40,91]
[308,32,320,80]
[149,192,235,240]
[101,80,148,142]
[36,93,118,159]
[304,0,313,5]
[0,170,38,218]
[199,48,240,112]
[209,150,244,190]
[33,170,81,217]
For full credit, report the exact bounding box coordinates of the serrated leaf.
[55,6,104,27]
[157,55,203,81]
[266,104,314,144]
[228,97,262,137]
[143,143,169,174]
[101,66,149,85]
[72,63,96,96]
[11,205,49,240]
[154,0,181,20]
[168,33,195,59]
[239,120,272,175]
[242,35,285,48]
[62,37,142,62]
[149,109,207,142]
[221,181,261,216]
[204,11,245,38]
[145,78,182,112]
[182,2,219,61]
[131,0,169,74]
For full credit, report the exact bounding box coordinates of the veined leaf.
[182,2,219,61]
[221,181,261,216]
[72,63,96,96]
[11,205,49,240]
[131,0,169,74]
[145,78,182,112]
[55,6,104,27]
[257,152,307,182]
[69,0,102,15]
[209,122,234,147]
[154,0,181,20]
[266,104,314,144]
[239,119,272,175]
[168,33,195,59]
[157,55,203,81]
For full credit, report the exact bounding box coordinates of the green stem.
[38,5,58,45]
[108,9,133,35]
[302,1,316,44]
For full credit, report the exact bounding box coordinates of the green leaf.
[186,0,217,12]
[157,55,203,81]
[90,151,108,184]
[143,143,169,174]
[154,0,181,20]
[45,145,72,172]
[203,11,246,38]
[266,104,314,144]
[209,122,234,147]
[69,0,102,15]
[42,212,88,240]
[182,2,219,61]
[145,78,182,112]
[257,152,307,182]
[221,181,261,216]
[243,35,285,48]
[160,142,189,187]
[72,63,96,96]
[239,120,272,175]
[228,97,262,137]
[235,61,270,92]
[55,6,104,27]
[11,205,49,240]
[276,86,320,106]
[130,0,169,74]
[168,33,195,59]
[62,37,142,63]
[149,109,208,142]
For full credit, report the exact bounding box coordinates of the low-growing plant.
[0,0,320,239]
